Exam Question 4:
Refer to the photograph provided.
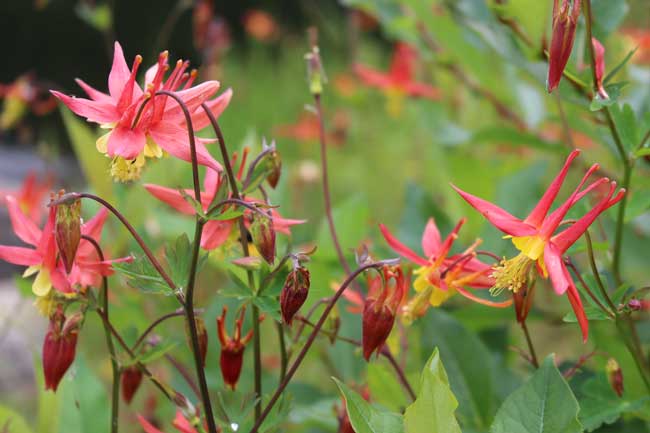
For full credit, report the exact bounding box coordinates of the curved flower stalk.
[453,150,625,341]
[51,41,232,182]
[0,195,129,316]
[145,167,304,250]
[379,217,508,321]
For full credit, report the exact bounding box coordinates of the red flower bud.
[362,266,406,360]
[54,196,81,274]
[43,310,82,391]
[217,306,255,390]
[548,0,581,92]
[280,266,310,324]
[121,366,143,404]
[250,214,275,264]
[186,317,209,367]
[592,37,609,99]
[513,283,536,323]
[266,150,282,189]
[606,358,624,397]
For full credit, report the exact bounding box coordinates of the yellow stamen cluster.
[401,286,433,325]
[491,252,536,295]
[110,155,145,182]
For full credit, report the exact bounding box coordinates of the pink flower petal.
[50,267,73,294]
[162,81,220,123]
[137,415,165,433]
[404,81,441,99]
[6,195,41,246]
[191,89,233,130]
[0,245,40,266]
[202,167,223,199]
[148,122,222,172]
[354,64,393,90]
[566,281,588,342]
[201,220,234,250]
[51,91,120,124]
[452,184,537,237]
[108,41,132,100]
[144,184,197,215]
[379,223,428,266]
[107,126,146,159]
[524,149,580,227]
[421,218,442,258]
[456,286,513,308]
[74,78,112,102]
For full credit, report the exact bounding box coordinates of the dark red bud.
[43,311,81,392]
[280,267,310,324]
[54,197,81,274]
[513,283,536,323]
[251,215,275,264]
[606,358,624,397]
[266,150,282,189]
[361,300,396,361]
[547,0,581,92]
[121,366,143,404]
[220,344,245,390]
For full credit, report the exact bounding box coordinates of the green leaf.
[367,362,409,413]
[136,341,179,365]
[578,373,650,432]
[472,127,565,153]
[206,207,245,221]
[165,233,204,289]
[59,108,113,201]
[609,103,639,151]
[490,355,583,433]
[422,310,497,429]
[252,295,282,322]
[604,48,638,85]
[333,378,404,433]
[113,255,174,295]
[404,348,462,433]
[179,188,206,216]
[0,405,34,433]
[589,83,627,111]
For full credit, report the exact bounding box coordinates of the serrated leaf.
[404,348,461,433]
[333,378,404,433]
[490,355,582,433]
[113,255,174,295]
[578,373,650,432]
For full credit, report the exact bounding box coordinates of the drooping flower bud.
[121,365,143,404]
[362,266,406,360]
[43,310,82,391]
[186,317,209,367]
[547,0,581,92]
[280,266,310,325]
[513,283,536,324]
[606,358,624,397]
[266,149,282,189]
[250,214,275,264]
[217,306,255,390]
[54,195,81,274]
[592,37,609,99]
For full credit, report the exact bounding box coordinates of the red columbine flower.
[362,265,407,360]
[43,309,82,391]
[592,37,609,99]
[0,172,53,223]
[453,150,625,341]
[280,265,310,324]
[138,411,200,433]
[121,365,143,404]
[354,43,440,115]
[380,218,508,319]
[51,42,232,182]
[547,0,581,92]
[217,306,254,389]
[145,167,304,251]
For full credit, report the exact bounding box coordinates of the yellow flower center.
[110,154,146,182]
[413,265,456,307]
[401,286,433,325]
[491,252,536,295]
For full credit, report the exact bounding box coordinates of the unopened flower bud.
[627,299,642,311]
[266,149,282,189]
[43,310,82,391]
[121,365,143,404]
[547,0,581,92]
[217,307,256,390]
[280,266,310,324]
[250,214,275,264]
[325,304,341,345]
[513,284,536,324]
[55,196,81,274]
[606,358,624,397]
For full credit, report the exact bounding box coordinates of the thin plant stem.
[81,235,120,433]
[158,90,217,433]
[132,310,188,351]
[584,230,617,312]
[565,259,615,318]
[520,320,539,369]
[248,260,395,433]
[201,105,263,420]
[165,354,201,399]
